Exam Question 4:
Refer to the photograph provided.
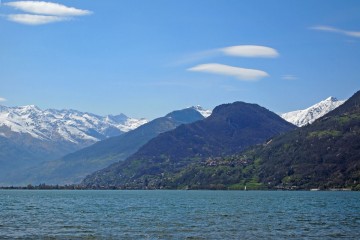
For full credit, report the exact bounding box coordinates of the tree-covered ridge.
[82,101,296,188]
[83,91,360,190]
[252,90,360,190]
[150,90,360,190]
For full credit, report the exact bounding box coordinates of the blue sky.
[1,0,359,119]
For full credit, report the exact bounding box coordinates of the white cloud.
[188,63,269,81]
[282,75,298,80]
[3,1,91,25]
[174,45,279,66]
[7,14,69,25]
[219,45,279,58]
[311,25,360,38]
[0,97,7,102]
[4,1,92,16]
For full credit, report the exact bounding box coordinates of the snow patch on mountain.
[191,105,212,118]
[0,105,148,144]
[281,97,345,127]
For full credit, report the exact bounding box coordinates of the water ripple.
[0,190,359,239]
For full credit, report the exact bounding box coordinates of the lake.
[0,190,359,239]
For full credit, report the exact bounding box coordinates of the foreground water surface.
[0,190,359,239]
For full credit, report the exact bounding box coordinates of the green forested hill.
[82,101,296,188]
[253,90,360,190]
[150,90,360,190]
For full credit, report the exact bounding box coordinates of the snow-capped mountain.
[0,105,147,145]
[0,104,209,186]
[281,97,345,127]
[191,105,212,118]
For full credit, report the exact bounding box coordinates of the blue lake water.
[0,190,359,239]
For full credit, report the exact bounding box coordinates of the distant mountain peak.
[165,107,205,124]
[281,96,345,127]
[0,105,148,145]
[16,104,41,112]
[24,104,38,108]
[106,113,129,123]
[325,96,338,102]
[189,105,212,118]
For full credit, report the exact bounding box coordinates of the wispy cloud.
[188,63,269,81]
[311,25,360,38]
[7,14,69,25]
[219,45,279,58]
[4,1,92,16]
[4,1,92,25]
[282,75,298,81]
[0,97,7,102]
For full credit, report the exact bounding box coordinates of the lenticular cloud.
[7,14,68,25]
[188,63,269,81]
[4,1,92,16]
[4,1,92,25]
[220,45,279,58]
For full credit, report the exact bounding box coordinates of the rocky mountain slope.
[281,97,345,127]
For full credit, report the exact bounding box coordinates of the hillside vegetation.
[82,102,296,188]
[154,91,360,190]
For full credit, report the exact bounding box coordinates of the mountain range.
[0,97,349,187]
[0,105,147,145]
[82,102,296,188]
[0,105,147,185]
[1,107,207,185]
[88,91,358,190]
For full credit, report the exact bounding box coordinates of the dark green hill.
[150,90,360,190]
[82,101,296,188]
[12,108,204,185]
[253,90,360,190]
